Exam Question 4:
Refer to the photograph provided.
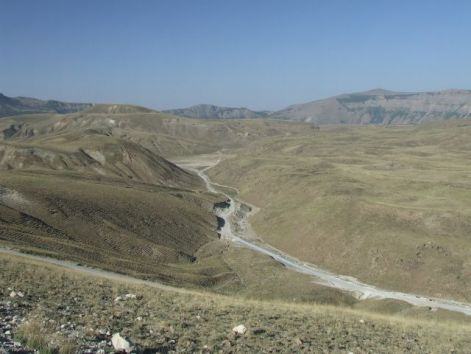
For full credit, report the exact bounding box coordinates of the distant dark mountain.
[84,103,155,114]
[164,104,270,119]
[0,93,92,118]
[270,89,471,124]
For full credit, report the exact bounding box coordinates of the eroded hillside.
[0,109,346,298]
[0,108,230,286]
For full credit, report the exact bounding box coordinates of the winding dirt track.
[176,154,471,316]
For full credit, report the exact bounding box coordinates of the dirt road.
[176,154,471,316]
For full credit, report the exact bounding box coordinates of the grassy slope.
[208,120,471,301]
[0,111,363,303]
[2,111,471,313]
[0,111,310,158]
[2,253,470,353]
[0,170,233,285]
[0,111,232,288]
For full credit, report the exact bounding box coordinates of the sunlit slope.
[0,109,332,295]
[0,171,225,282]
[208,120,471,301]
[0,109,310,158]
[2,252,471,353]
[4,107,471,305]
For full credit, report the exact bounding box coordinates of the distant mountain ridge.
[84,103,155,114]
[4,89,471,124]
[164,104,270,119]
[0,93,92,118]
[271,89,471,124]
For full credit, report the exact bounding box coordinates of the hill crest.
[164,104,269,119]
[84,104,155,114]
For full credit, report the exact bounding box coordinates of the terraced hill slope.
[0,108,227,286]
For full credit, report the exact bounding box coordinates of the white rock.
[136,316,142,321]
[115,294,137,302]
[9,291,17,298]
[232,324,247,335]
[17,291,24,298]
[111,333,133,352]
[359,319,365,324]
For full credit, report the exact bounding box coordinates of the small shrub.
[15,320,55,354]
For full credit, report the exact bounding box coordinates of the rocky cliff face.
[271,89,471,124]
[0,93,92,117]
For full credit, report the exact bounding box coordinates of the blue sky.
[1,0,471,110]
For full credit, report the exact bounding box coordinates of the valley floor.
[1,252,471,353]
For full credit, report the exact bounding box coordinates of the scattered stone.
[294,337,303,346]
[359,319,365,324]
[111,333,133,353]
[115,294,137,302]
[232,324,247,336]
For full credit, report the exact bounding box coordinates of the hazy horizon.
[2,0,471,110]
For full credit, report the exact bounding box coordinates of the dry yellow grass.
[2,252,471,353]
[208,120,471,301]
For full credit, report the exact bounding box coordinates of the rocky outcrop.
[111,333,133,352]
[232,324,247,336]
